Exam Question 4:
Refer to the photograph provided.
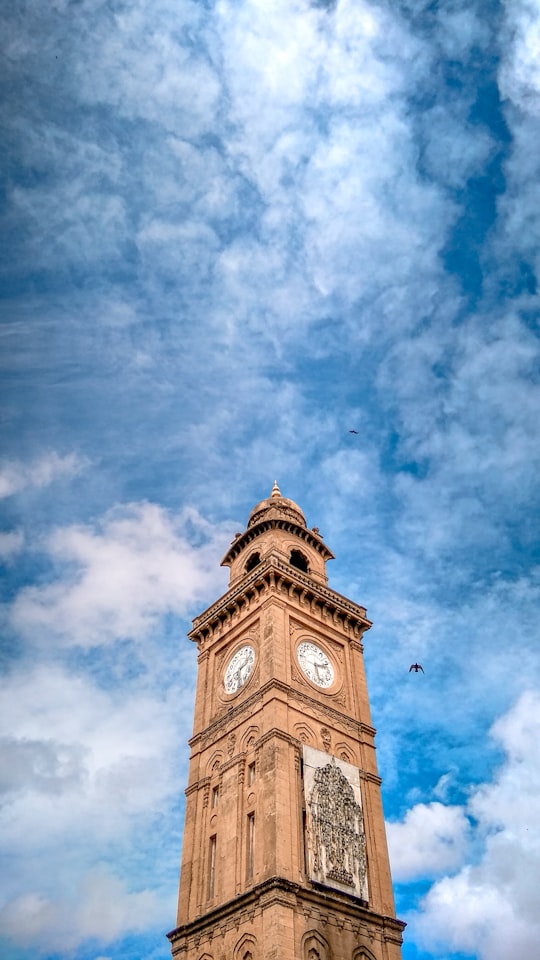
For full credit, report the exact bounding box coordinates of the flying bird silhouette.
[349,429,358,434]
[409,663,424,673]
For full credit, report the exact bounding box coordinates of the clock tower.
[168,483,404,960]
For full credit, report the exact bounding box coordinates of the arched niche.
[206,751,224,775]
[240,725,260,752]
[233,931,257,960]
[294,721,316,745]
[302,929,331,960]
[353,947,377,960]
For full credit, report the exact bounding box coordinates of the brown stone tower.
[168,484,404,960]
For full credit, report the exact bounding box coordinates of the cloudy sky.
[1,0,540,958]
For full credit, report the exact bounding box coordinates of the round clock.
[297,641,334,688]
[224,644,255,694]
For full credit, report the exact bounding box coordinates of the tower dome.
[247,480,306,529]
[221,482,334,588]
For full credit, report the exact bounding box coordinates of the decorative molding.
[240,726,260,752]
[206,752,225,774]
[334,742,356,765]
[233,932,257,960]
[168,876,405,952]
[222,517,334,568]
[294,722,316,745]
[302,929,330,960]
[290,658,309,689]
[333,688,348,708]
[189,558,371,650]
[189,678,376,755]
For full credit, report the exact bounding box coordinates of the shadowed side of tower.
[168,484,404,960]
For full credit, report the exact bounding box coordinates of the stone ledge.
[189,556,371,647]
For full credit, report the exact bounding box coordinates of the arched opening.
[290,548,309,573]
[245,551,260,573]
[302,930,329,960]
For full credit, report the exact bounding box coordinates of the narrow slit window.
[212,785,219,807]
[208,835,216,899]
[302,809,308,875]
[248,762,255,785]
[247,813,255,881]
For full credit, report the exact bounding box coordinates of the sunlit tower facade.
[168,483,404,960]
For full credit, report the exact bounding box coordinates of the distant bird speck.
[349,429,358,434]
[409,663,424,673]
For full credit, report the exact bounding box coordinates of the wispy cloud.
[10,502,230,647]
[0,453,86,500]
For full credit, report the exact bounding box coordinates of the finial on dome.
[271,480,281,499]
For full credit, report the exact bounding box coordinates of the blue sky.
[1,0,540,958]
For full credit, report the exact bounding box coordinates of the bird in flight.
[349,429,358,434]
[409,663,424,673]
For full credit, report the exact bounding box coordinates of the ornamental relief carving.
[304,745,368,901]
[335,741,356,765]
[215,625,260,672]
[289,622,344,663]
[294,722,316,745]
[320,727,332,752]
[319,635,344,662]
[290,659,310,688]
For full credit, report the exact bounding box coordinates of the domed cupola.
[247,480,307,529]
[221,482,334,588]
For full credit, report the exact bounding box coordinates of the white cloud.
[496,0,540,285]
[387,803,470,881]
[206,0,459,344]
[373,311,540,565]
[0,865,171,951]
[420,106,495,188]
[435,8,491,59]
[73,0,220,135]
[0,663,182,840]
[499,0,540,109]
[10,502,229,647]
[408,691,540,960]
[0,660,185,950]
[0,453,86,499]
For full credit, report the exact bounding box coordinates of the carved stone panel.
[303,745,368,901]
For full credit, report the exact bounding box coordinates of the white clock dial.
[224,644,255,693]
[297,641,334,688]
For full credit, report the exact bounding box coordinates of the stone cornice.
[188,677,377,751]
[189,556,371,648]
[167,876,406,948]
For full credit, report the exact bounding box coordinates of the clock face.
[297,641,334,688]
[224,644,255,694]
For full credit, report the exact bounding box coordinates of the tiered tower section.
[168,483,404,960]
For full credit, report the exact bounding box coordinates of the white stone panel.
[303,745,368,901]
